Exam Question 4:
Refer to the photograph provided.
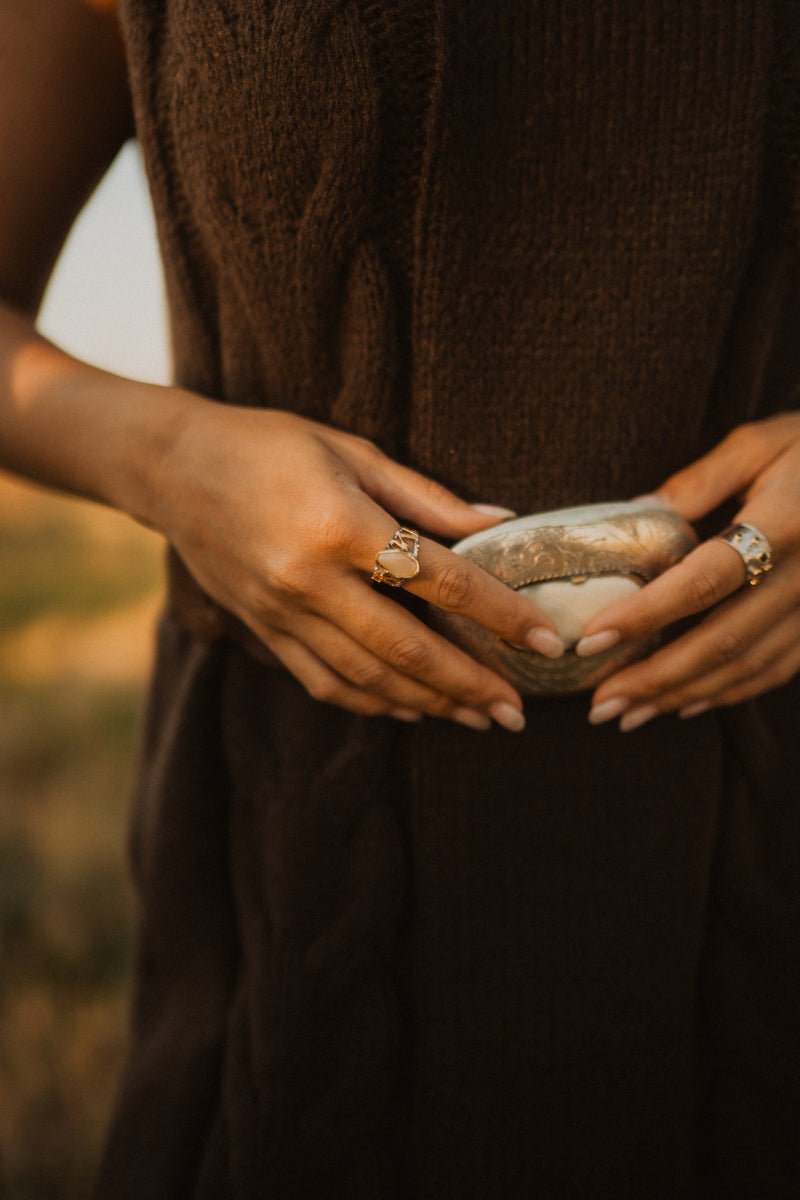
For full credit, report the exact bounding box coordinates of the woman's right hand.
[154,399,565,731]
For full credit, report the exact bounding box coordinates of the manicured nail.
[390,707,424,723]
[632,492,671,507]
[451,707,492,731]
[488,701,526,732]
[619,704,659,732]
[679,700,711,719]
[588,696,630,725]
[575,629,621,657]
[471,503,518,519]
[526,628,566,658]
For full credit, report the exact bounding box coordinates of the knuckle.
[683,568,722,612]
[726,421,755,449]
[347,431,380,456]
[311,508,358,558]
[738,648,771,680]
[709,627,749,668]
[726,421,773,470]
[434,562,478,612]
[347,659,389,692]
[360,437,384,463]
[726,421,761,457]
[271,557,316,601]
[238,577,279,621]
[305,676,339,705]
[389,634,435,675]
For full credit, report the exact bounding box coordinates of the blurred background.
[0,141,168,1199]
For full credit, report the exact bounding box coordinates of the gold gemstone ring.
[372,527,421,588]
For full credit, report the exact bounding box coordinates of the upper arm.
[0,0,134,313]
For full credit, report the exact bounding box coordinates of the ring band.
[715,522,774,587]
[372,526,421,587]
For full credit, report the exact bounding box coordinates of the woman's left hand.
[578,412,800,731]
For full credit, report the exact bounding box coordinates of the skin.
[0,0,562,734]
[1,2,797,735]
[582,415,800,730]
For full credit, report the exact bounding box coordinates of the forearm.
[0,299,188,530]
[0,0,147,515]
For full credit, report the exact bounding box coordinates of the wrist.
[103,379,202,534]
[31,355,200,535]
[0,309,203,534]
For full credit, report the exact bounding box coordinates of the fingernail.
[588,696,630,725]
[488,701,526,732]
[471,504,517,519]
[525,628,566,658]
[575,629,621,657]
[619,704,659,732]
[679,700,711,719]
[390,707,424,723]
[451,707,492,731]
[632,492,671,507]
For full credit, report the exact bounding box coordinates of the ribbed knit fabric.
[98,3,800,1196]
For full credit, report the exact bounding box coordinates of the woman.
[2,1,799,1195]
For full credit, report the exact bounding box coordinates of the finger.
[284,610,494,728]
[670,606,800,713]
[678,638,800,713]
[412,536,566,649]
[261,626,453,722]
[323,577,528,729]
[591,583,800,717]
[654,418,799,522]
[590,568,792,703]
[341,437,518,539]
[576,537,748,653]
[346,522,564,654]
[261,626,402,717]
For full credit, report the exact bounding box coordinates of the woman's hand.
[156,399,565,731]
[577,413,800,730]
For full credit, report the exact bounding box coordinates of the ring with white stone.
[715,523,774,587]
[371,527,421,588]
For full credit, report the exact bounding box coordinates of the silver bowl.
[433,501,697,694]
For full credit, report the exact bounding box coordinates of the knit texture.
[100,3,800,1196]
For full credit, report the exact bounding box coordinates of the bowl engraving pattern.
[433,504,697,694]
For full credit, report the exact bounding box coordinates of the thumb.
[356,451,517,539]
[653,424,783,522]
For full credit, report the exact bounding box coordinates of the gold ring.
[372,527,420,587]
[715,523,774,587]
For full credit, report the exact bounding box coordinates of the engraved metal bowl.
[433,501,697,694]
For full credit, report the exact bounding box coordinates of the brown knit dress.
[99,3,800,1197]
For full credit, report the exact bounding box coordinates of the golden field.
[0,472,164,1199]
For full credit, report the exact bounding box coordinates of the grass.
[0,473,164,1199]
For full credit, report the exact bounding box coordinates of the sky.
[37,140,170,386]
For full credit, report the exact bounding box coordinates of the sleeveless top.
[97,4,800,1196]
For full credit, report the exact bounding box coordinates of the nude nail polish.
[471,504,517,519]
[631,492,671,507]
[588,696,629,725]
[575,629,621,657]
[526,628,566,658]
[390,708,424,723]
[451,707,492,731]
[619,704,659,733]
[679,701,711,719]
[488,701,526,732]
